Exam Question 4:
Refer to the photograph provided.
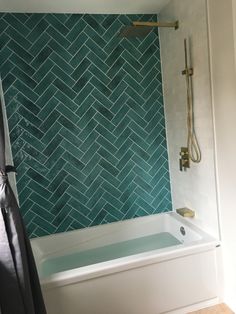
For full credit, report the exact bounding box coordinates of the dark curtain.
[0,94,46,314]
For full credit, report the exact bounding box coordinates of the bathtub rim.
[31,212,220,290]
[40,239,220,290]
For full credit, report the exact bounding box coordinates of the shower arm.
[132,21,179,30]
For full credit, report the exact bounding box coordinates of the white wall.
[159,0,219,238]
[208,0,236,310]
[0,0,170,13]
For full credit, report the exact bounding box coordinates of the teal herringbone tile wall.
[0,13,172,238]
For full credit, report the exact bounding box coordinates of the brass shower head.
[119,20,179,38]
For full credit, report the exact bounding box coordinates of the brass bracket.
[182,68,193,76]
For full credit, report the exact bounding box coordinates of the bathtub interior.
[31,212,216,279]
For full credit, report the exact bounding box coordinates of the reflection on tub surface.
[41,232,181,277]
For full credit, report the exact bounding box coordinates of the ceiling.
[0,0,170,14]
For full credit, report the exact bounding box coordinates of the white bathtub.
[31,212,221,314]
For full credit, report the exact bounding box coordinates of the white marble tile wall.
[159,0,219,237]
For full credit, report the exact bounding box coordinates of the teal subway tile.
[83,14,104,35]
[117,160,135,182]
[123,203,139,220]
[90,209,107,226]
[27,19,49,43]
[134,176,152,193]
[90,77,111,97]
[105,44,124,66]
[94,111,115,133]
[0,59,15,80]
[7,40,33,63]
[112,115,131,137]
[0,33,11,47]
[28,180,52,199]
[3,13,172,237]
[86,38,107,61]
[66,16,85,40]
[13,67,37,89]
[45,157,67,180]
[61,138,83,159]
[79,119,98,143]
[142,78,160,100]
[58,114,79,135]
[41,123,63,149]
[65,14,83,28]
[86,188,104,210]
[60,128,83,149]
[104,203,123,220]
[111,104,129,126]
[109,80,127,102]
[47,173,69,196]
[97,147,118,165]
[5,26,31,49]
[120,189,138,214]
[118,171,136,193]
[86,26,107,47]
[72,72,93,93]
[96,135,117,155]
[62,151,85,170]
[2,74,16,92]
[74,82,94,104]
[89,63,110,86]
[70,208,91,226]
[19,118,44,139]
[65,175,87,195]
[32,215,56,234]
[29,192,53,212]
[88,197,106,221]
[108,70,126,91]
[3,14,30,36]
[13,80,38,102]
[87,51,109,73]
[116,150,134,171]
[95,124,116,143]
[47,26,71,48]
[54,213,73,233]
[70,45,90,68]
[106,57,125,79]
[82,153,101,176]
[68,32,88,55]
[10,54,35,77]
[54,90,78,112]
[122,50,143,71]
[91,89,113,109]
[129,132,149,151]
[99,158,119,177]
[0,17,8,33]
[72,58,91,81]
[79,130,99,152]
[22,131,44,151]
[43,134,63,157]
[93,105,114,124]
[64,163,86,183]
[44,14,69,36]
[48,39,72,62]
[25,14,45,29]
[67,186,89,206]
[26,167,51,187]
[51,65,76,86]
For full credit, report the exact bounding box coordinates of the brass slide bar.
[133,21,179,30]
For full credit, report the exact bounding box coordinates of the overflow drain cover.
[180,226,186,236]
